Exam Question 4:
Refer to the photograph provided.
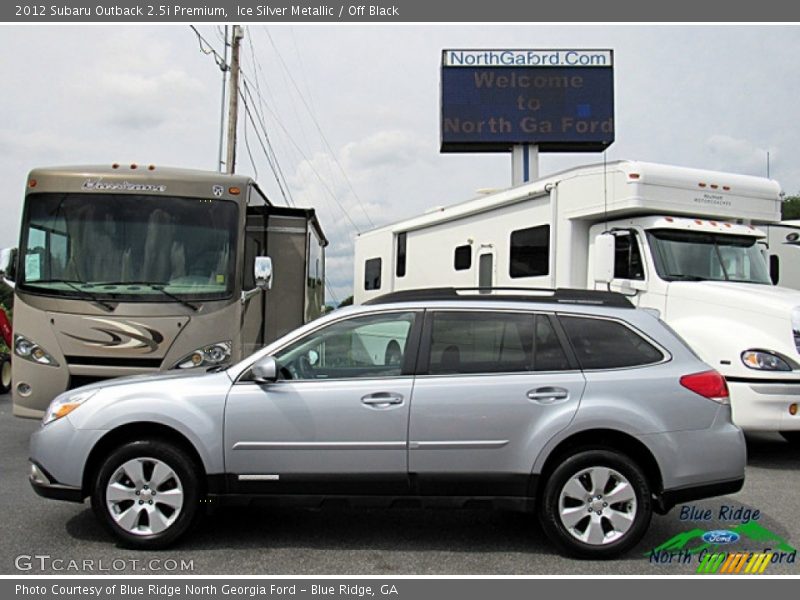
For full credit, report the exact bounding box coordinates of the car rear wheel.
[0,356,11,394]
[539,449,652,559]
[91,440,201,549]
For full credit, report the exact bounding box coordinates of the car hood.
[61,367,230,397]
[668,281,800,319]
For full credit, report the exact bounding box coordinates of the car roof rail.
[363,287,634,308]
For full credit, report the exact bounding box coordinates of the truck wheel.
[780,432,800,445]
[0,356,11,394]
[539,449,652,559]
[91,440,201,549]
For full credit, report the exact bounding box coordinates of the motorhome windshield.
[647,229,771,285]
[19,192,239,301]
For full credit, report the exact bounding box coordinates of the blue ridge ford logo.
[702,530,741,544]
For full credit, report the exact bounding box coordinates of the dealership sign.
[441,49,615,153]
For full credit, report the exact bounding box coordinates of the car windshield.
[19,192,239,301]
[647,229,771,285]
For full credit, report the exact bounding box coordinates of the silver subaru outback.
[29,288,746,559]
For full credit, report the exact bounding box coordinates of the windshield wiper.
[25,279,116,311]
[95,281,200,311]
[667,274,709,281]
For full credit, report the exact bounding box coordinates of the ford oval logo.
[702,530,740,544]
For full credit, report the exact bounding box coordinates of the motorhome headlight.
[42,390,97,427]
[741,350,793,372]
[174,341,232,369]
[14,334,59,367]
[793,307,800,353]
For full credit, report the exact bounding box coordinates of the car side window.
[426,311,570,375]
[273,312,416,380]
[559,315,664,369]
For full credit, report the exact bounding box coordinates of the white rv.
[354,160,800,441]
[762,221,800,290]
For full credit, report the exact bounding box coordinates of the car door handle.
[361,392,404,407]
[527,387,569,404]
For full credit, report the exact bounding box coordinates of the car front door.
[408,310,586,496]
[224,310,421,495]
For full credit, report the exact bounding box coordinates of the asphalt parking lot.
[1,391,798,576]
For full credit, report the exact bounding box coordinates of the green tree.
[338,295,354,307]
[783,195,800,220]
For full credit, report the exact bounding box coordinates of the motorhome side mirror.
[0,248,17,284]
[770,254,780,286]
[251,356,278,383]
[254,256,273,290]
[593,234,616,284]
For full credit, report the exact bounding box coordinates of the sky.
[1,24,799,301]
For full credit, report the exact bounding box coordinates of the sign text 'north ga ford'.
[441,49,614,153]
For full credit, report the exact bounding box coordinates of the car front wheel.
[539,449,652,559]
[91,440,201,549]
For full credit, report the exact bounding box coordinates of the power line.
[242,33,297,208]
[191,25,361,233]
[241,102,259,181]
[262,27,375,229]
[240,77,295,207]
[244,83,362,233]
[189,25,226,70]
[239,80,293,206]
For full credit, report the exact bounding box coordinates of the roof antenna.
[767,150,771,179]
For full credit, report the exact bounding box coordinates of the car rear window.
[427,311,571,374]
[559,315,664,370]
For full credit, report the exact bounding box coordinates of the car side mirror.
[593,234,615,284]
[251,356,278,383]
[0,247,17,287]
[255,256,273,290]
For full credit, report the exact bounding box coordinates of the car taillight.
[680,370,730,405]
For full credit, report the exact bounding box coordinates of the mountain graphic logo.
[648,521,796,555]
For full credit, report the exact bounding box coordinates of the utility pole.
[225,25,244,175]
[216,25,229,173]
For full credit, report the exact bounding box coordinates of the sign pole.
[511,143,539,186]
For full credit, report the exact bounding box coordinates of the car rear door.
[407,309,586,496]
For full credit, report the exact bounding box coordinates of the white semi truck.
[354,160,800,441]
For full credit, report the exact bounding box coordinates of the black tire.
[91,439,201,549]
[539,449,652,559]
[0,356,10,394]
[780,432,800,445]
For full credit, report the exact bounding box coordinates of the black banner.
[3,0,800,22]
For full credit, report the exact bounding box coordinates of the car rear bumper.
[640,403,746,490]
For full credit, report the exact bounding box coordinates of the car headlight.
[173,341,232,369]
[42,390,97,427]
[741,350,793,372]
[14,334,59,367]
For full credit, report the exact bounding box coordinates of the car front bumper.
[28,414,106,502]
[29,461,83,503]
[727,379,800,432]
